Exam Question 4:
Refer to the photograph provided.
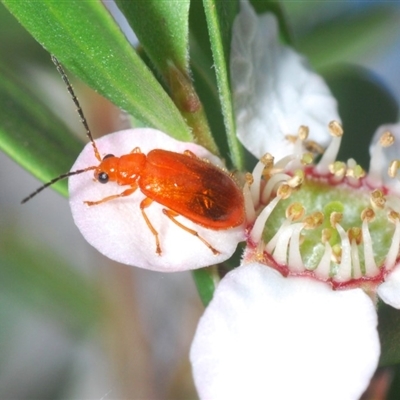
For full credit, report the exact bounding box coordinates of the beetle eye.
[103,154,115,160]
[97,172,109,184]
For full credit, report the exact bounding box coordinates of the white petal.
[69,129,245,271]
[231,0,340,160]
[191,263,379,400]
[377,264,400,308]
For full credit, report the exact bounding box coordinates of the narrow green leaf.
[115,0,190,73]
[1,0,192,141]
[202,0,244,169]
[0,65,82,197]
[192,267,219,307]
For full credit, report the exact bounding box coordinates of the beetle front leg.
[84,184,138,206]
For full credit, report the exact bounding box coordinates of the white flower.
[190,1,400,399]
[69,128,245,271]
[231,0,340,160]
[191,263,379,400]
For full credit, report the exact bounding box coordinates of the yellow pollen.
[348,227,362,245]
[380,131,395,147]
[361,207,375,222]
[388,210,400,223]
[329,161,346,178]
[286,202,305,221]
[287,171,304,188]
[304,211,324,229]
[277,183,292,200]
[330,211,343,227]
[298,125,309,141]
[301,152,314,165]
[388,160,400,178]
[328,120,343,137]
[370,189,386,209]
[346,164,365,179]
[245,172,254,185]
[261,153,274,168]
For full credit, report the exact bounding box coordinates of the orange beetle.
[23,57,245,255]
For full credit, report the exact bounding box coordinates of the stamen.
[243,173,256,223]
[262,173,291,202]
[368,131,394,186]
[349,228,363,277]
[386,211,400,270]
[333,223,352,282]
[346,159,365,186]
[251,154,273,206]
[273,224,296,266]
[316,121,343,174]
[329,161,346,182]
[315,241,333,279]
[350,239,362,279]
[288,224,305,272]
[361,208,380,277]
[250,196,282,243]
[265,219,291,254]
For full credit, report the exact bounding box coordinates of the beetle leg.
[140,197,162,256]
[162,209,220,255]
[130,147,141,154]
[84,184,138,206]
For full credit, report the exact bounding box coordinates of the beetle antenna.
[51,55,101,162]
[21,166,97,204]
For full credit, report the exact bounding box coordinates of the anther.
[361,207,375,223]
[370,189,386,209]
[329,120,344,137]
[301,153,314,166]
[388,160,400,179]
[303,211,324,229]
[329,161,346,180]
[276,183,292,200]
[286,202,305,221]
[298,125,309,141]
[330,211,343,227]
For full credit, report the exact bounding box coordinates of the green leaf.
[0,64,82,197]
[379,302,400,366]
[192,267,219,307]
[296,7,400,69]
[1,0,192,141]
[115,0,190,74]
[202,0,244,169]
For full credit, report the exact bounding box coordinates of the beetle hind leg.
[141,197,162,255]
[162,209,220,255]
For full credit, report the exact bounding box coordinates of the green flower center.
[244,122,400,290]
